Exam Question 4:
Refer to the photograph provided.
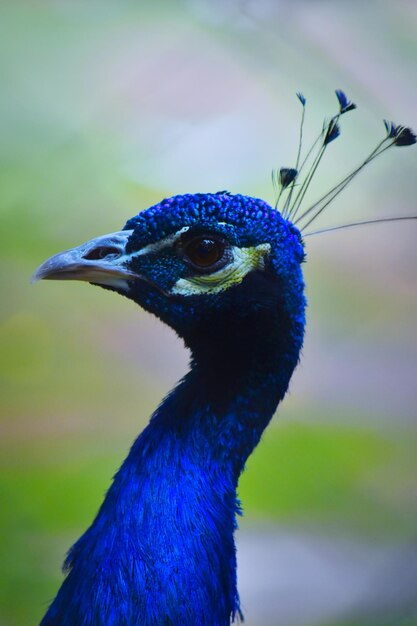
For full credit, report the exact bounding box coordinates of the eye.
[181,235,228,272]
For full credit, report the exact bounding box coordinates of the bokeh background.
[1,1,416,625]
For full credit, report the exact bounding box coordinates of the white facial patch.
[171,243,271,296]
[134,227,190,258]
[111,227,192,268]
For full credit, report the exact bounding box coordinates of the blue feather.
[37,193,306,625]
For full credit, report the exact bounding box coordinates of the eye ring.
[178,234,231,273]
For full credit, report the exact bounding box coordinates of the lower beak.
[32,230,137,289]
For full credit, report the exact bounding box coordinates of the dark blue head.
[34,192,306,379]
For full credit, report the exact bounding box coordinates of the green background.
[1,2,416,625]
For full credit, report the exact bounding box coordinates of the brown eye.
[183,236,226,270]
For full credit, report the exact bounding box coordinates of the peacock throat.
[35,192,305,625]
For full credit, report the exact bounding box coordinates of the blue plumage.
[33,91,416,625]
[35,192,306,625]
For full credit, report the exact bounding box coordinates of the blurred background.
[0,1,416,625]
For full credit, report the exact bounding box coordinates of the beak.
[32,230,137,289]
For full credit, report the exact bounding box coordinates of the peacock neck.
[41,308,304,626]
[153,355,293,479]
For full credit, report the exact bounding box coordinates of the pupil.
[185,237,224,268]
[197,240,215,257]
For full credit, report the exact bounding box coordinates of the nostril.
[83,246,121,261]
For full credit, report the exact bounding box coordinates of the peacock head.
[33,192,306,352]
[33,91,416,358]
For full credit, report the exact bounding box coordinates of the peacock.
[33,92,415,626]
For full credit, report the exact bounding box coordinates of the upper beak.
[32,230,137,289]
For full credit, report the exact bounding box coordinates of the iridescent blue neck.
[40,286,305,626]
